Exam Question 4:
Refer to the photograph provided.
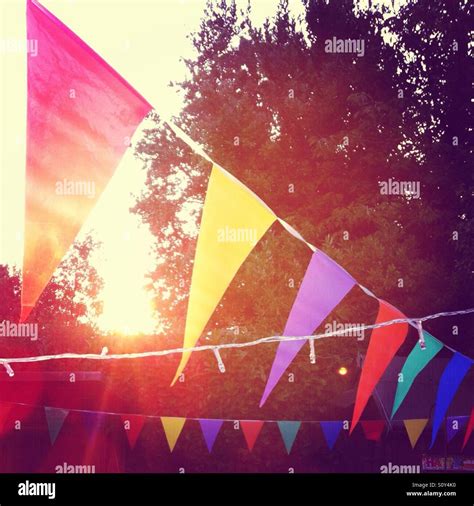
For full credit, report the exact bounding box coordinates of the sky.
[0,0,305,334]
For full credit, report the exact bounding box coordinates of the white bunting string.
[1,308,472,375]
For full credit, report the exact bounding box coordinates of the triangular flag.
[260,250,355,406]
[403,419,428,449]
[277,421,301,454]
[350,300,408,432]
[80,411,106,435]
[161,417,186,452]
[0,404,14,434]
[44,407,69,445]
[320,421,344,450]
[121,415,145,449]
[171,165,276,384]
[22,0,151,321]
[462,408,474,450]
[199,419,223,453]
[446,416,469,443]
[430,353,472,448]
[241,420,264,452]
[391,331,443,418]
[360,420,385,442]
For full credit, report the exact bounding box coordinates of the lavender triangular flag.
[260,250,355,406]
[199,419,224,453]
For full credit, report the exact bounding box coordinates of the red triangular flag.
[350,300,408,432]
[22,0,151,321]
[241,421,264,451]
[462,408,474,450]
[121,415,145,449]
[361,420,385,442]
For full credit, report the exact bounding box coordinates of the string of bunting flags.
[1,401,473,453]
[13,0,474,450]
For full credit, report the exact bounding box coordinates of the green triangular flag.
[277,421,301,454]
[391,331,443,418]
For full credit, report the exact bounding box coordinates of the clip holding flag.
[415,321,426,350]
[213,348,226,373]
[2,362,14,377]
[309,338,316,364]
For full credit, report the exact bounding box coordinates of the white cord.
[1,308,472,367]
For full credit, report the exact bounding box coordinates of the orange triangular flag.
[404,419,428,449]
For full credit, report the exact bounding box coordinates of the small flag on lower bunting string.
[199,419,224,453]
[161,417,186,452]
[403,419,428,449]
[277,421,301,454]
[320,421,344,450]
[241,421,264,452]
[121,415,145,449]
[44,407,69,445]
[360,420,385,442]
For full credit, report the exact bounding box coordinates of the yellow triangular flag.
[161,417,186,452]
[171,165,276,384]
[403,419,428,449]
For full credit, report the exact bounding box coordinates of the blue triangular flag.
[446,416,469,443]
[44,407,69,445]
[431,353,472,448]
[277,421,301,454]
[320,421,343,450]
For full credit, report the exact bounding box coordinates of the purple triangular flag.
[44,407,69,445]
[447,416,469,443]
[80,411,106,435]
[199,419,224,453]
[260,250,355,406]
[320,421,344,450]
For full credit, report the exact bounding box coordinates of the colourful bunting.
[260,250,355,406]
[446,415,469,443]
[462,408,474,450]
[430,353,472,447]
[403,419,428,449]
[241,421,264,452]
[391,331,443,418]
[277,421,301,454]
[351,300,408,432]
[320,421,344,450]
[171,165,276,384]
[161,417,186,452]
[22,0,151,321]
[361,420,385,442]
[199,419,224,453]
[121,415,145,449]
[44,407,69,445]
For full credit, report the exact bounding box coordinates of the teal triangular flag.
[391,331,443,418]
[45,407,69,445]
[277,421,301,454]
